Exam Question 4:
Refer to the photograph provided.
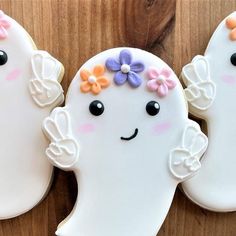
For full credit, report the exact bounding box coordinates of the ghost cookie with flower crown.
[181,12,236,212]
[0,11,64,219]
[43,47,207,236]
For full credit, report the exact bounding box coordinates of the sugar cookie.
[181,12,236,211]
[0,10,64,219]
[43,48,207,235]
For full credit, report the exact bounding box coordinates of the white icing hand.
[43,108,79,170]
[181,55,216,111]
[169,121,208,181]
[29,51,64,107]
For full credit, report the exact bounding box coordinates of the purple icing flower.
[105,49,145,88]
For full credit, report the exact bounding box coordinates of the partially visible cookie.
[181,12,236,212]
[43,47,207,236]
[0,10,64,219]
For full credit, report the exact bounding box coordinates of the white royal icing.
[43,108,79,170]
[29,51,64,107]
[0,11,64,219]
[169,121,208,180]
[182,55,216,111]
[43,47,207,236]
[181,12,236,212]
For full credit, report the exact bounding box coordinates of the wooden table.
[0,0,236,235]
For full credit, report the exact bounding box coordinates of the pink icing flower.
[0,10,10,40]
[147,67,176,97]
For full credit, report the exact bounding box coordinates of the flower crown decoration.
[226,17,236,40]
[79,49,177,97]
[146,67,176,97]
[0,10,11,40]
[106,49,145,88]
[80,65,110,95]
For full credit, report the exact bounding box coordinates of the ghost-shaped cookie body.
[43,48,207,236]
[0,11,64,219]
[181,12,236,212]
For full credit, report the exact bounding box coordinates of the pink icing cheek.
[221,75,236,85]
[5,68,22,81]
[78,123,96,134]
[152,122,171,135]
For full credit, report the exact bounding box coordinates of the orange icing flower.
[80,65,110,95]
[226,17,236,40]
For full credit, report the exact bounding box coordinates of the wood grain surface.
[0,0,236,235]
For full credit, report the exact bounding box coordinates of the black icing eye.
[0,50,7,65]
[146,101,160,116]
[230,53,236,66]
[89,100,104,116]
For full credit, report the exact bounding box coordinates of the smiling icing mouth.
[120,128,138,141]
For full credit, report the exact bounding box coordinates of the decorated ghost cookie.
[181,12,236,212]
[43,47,207,236]
[0,11,64,219]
